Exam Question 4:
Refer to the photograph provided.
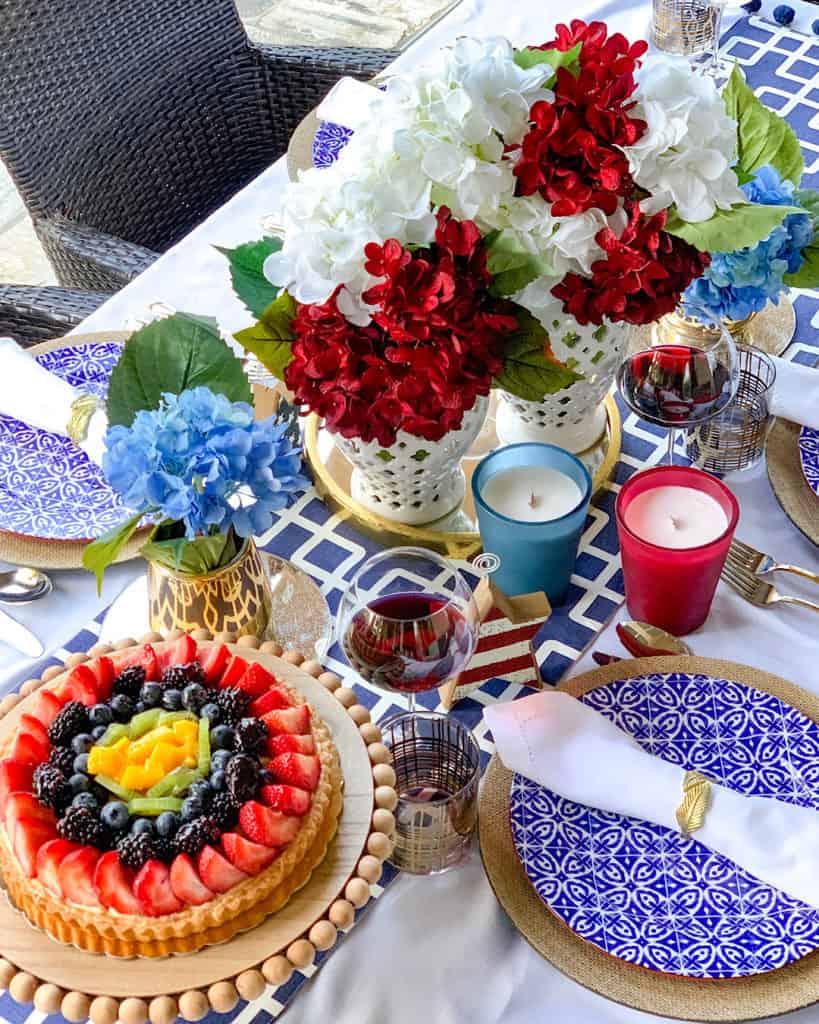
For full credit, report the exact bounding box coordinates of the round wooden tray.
[0,629,397,1024]
[305,392,622,559]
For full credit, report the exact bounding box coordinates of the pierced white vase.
[333,396,489,526]
[496,319,630,453]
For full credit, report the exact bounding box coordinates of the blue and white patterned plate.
[798,426,819,499]
[510,671,819,979]
[312,121,353,168]
[0,341,133,541]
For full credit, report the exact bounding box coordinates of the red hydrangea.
[551,203,711,326]
[285,209,518,447]
[514,20,647,216]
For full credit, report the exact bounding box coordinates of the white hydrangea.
[621,56,745,223]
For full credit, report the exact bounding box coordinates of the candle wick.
[669,516,681,530]
[528,492,540,509]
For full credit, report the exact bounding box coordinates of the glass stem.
[710,4,724,73]
[406,691,416,715]
[667,428,676,465]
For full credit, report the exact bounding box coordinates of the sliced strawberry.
[19,713,50,750]
[221,832,279,875]
[239,802,301,847]
[58,847,102,907]
[35,838,79,895]
[110,644,160,681]
[260,784,311,817]
[266,733,315,757]
[89,656,115,701]
[94,851,145,914]
[218,655,249,690]
[262,705,311,736]
[197,844,249,893]
[269,752,321,792]
[169,853,215,907]
[0,760,35,812]
[234,662,277,699]
[133,859,184,916]
[10,730,49,765]
[55,664,98,706]
[157,635,198,672]
[31,689,65,729]
[6,792,55,831]
[199,644,231,687]
[249,686,291,717]
[14,817,57,877]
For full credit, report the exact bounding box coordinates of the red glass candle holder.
[615,466,739,636]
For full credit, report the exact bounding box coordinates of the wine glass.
[336,547,479,715]
[699,0,741,84]
[617,319,739,464]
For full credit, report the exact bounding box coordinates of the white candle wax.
[480,465,583,522]
[624,485,728,549]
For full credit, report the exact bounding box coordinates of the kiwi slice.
[97,723,130,747]
[157,711,197,726]
[95,775,138,801]
[146,766,202,799]
[129,708,163,739]
[197,719,211,776]
[128,796,184,816]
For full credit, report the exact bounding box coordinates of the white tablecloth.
[3,0,819,1020]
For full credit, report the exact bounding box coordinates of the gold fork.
[726,538,819,586]
[721,560,819,613]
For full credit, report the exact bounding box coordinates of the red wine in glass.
[341,592,475,710]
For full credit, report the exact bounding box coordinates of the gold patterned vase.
[654,309,755,347]
[146,538,273,638]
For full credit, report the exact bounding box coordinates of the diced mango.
[87,744,127,778]
[128,727,174,762]
[173,720,198,744]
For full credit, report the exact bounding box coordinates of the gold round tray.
[304,393,621,558]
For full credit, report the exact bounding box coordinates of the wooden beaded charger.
[0,629,398,1024]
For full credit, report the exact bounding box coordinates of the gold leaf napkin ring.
[67,394,102,445]
[676,770,712,836]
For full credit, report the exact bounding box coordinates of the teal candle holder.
[471,444,592,604]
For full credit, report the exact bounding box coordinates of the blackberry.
[234,717,268,755]
[116,832,154,871]
[174,817,220,858]
[33,764,68,810]
[209,792,239,831]
[160,665,190,691]
[49,746,76,777]
[225,754,258,804]
[112,665,146,700]
[57,806,106,846]
[182,662,205,686]
[48,701,89,747]
[214,687,250,726]
[152,835,176,864]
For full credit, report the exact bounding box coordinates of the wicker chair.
[0,285,110,346]
[0,0,397,291]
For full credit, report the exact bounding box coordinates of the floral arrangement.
[83,314,307,589]
[221,22,817,448]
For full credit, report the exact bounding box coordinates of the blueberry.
[181,797,203,823]
[92,782,109,804]
[156,811,181,837]
[110,694,135,722]
[101,801,130,832]
[91,725,108,740]
[71,733,94,755]
[140,682,163,708]
[210,769,226,792]
[134,701,148,714]
[258,768,275,787]
[201,702,222,724]
[131,817,154,837]
[161,688,183,712]
[187,779,213,805]
[88,703,113,727]
[812,17,819,34]
[210,749,232,771]
[211,725,235,751]
[182,683,207,713]
[773,4,794,23]
[68,773,90,795]
[73,753,90,775]
[72,792,99,811]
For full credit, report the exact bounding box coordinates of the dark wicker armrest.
[0,284,112,346]
[36,215,160,292]
[253,44,399,154]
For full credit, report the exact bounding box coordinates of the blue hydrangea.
[103,387,309,539]
[683,165,814,323]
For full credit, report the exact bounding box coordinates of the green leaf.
[723,64,804,185]
[796,189,819,226]
[665,203,798,252]
[233,292,297,380]
[784,244,819,288]
[493,310,584,402]
[215,237,282,318]
[82,512,146,595]
[513,43,581,77]
[141,531,237,575]
[487,231,555,296]
[106,313,252,427]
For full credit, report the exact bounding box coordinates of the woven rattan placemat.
[479,655,819,1022]
[767,418,819,548]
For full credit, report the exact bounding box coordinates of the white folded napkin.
[316,77,384,132]
[485,691,819,910]
[769,355,819,430]
[0,337,108,464]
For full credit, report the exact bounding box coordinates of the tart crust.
[0,670,343,958]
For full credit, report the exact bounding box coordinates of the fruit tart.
[0,636,342,957]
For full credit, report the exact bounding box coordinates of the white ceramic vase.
[333,396,489,526]
[496,319,630,453]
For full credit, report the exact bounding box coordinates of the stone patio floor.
[0,0,454,291]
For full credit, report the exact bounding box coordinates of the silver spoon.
[0,567,53,604]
